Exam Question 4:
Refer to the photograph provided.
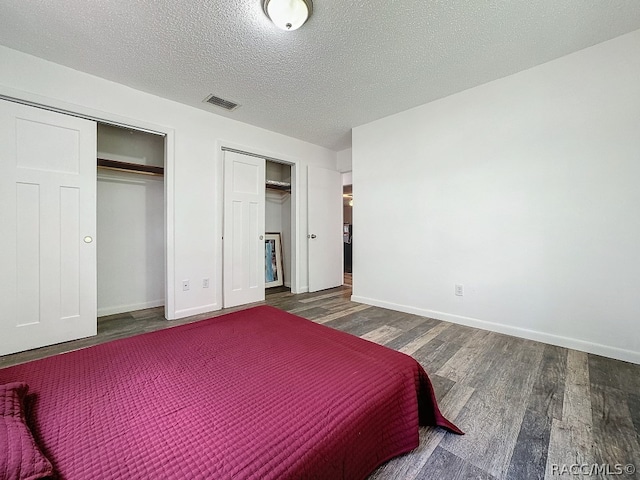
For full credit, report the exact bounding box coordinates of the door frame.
[0,87,177,319]
[216,140,301,306]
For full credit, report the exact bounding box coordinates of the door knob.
[259,235,264,240]
[310,234,317,239]
[83,236,93,243]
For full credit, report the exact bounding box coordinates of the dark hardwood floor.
[2,285,639,479]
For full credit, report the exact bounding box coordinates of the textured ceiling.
[1,1,640,151]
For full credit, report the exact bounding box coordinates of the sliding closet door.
[0,100,97,356]
[223,151,266,307]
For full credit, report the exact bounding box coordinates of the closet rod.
[97,158,164,176]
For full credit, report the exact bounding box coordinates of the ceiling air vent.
[203,94,239,111]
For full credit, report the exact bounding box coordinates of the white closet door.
[0,100,97,356]
[223,151,266,307]
[307,165,343,292]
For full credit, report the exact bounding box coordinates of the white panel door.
[308,165,343,292]
[0,100,97,356]
[223,151,266,307]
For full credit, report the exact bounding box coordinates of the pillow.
[0,383,54,480]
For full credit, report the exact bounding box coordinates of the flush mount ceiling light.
[263,0,313,31]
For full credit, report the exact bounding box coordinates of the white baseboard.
[98,300,164,317]
[350,295,640,365]
[173,303,221,320]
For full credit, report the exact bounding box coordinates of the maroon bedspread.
[0,305,460,479]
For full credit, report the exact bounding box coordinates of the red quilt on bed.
[0,305,461,479]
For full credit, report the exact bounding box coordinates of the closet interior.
[96,123,165,317]
[265,160,292,289]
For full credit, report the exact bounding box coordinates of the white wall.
[337,148,352,173]
[352,29,640,364]
[0,46,337,320]
[97,171,165,315]
[265,192,283,234]
[98,123,164,167]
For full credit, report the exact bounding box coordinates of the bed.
[0,305,461,479]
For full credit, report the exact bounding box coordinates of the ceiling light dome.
[263,0,313,31]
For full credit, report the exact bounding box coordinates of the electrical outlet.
[202,278,210,289]
[182,280,190,291]
[455,284,464,296]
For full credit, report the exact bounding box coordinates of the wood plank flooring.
[2,285,639,479]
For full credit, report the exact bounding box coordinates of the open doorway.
[343,177,353,286]
[266,160,292,294]
[96,123,166,318]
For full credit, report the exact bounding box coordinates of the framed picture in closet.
[265,233,284,288]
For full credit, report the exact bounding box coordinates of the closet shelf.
[266,180,291,192]
[97,158,164,176]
